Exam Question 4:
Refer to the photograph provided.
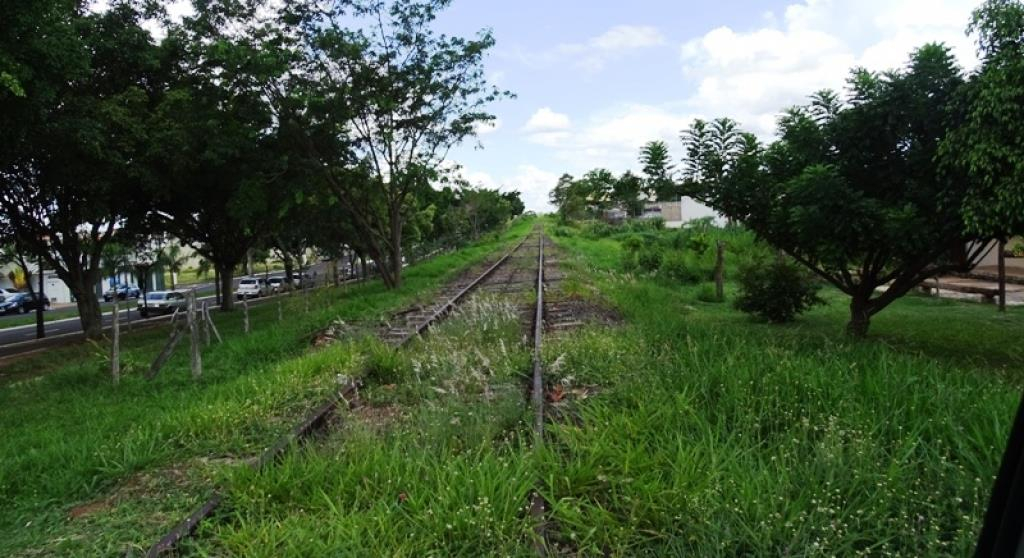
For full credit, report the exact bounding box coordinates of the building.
[0,259,164,305]
[642,197,719,228]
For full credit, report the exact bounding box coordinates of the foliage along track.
[144,227,544,556]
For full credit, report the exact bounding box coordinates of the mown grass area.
[0,218,533,556]
[169,218,1022,556]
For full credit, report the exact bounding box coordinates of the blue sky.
[432,0,984,211]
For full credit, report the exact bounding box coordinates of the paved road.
[0,264,337,360]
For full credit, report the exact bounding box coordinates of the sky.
[112,0,987,213]
[430,0,985,212]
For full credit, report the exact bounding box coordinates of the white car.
[139,291,187,317]
[267,277,286,294]
[236,278,269,300]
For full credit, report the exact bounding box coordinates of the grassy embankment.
[199,219,1019,556]
[0,218,532,556]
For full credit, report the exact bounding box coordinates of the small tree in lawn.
[685,44,992,337]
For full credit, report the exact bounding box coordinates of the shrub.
[734,257,824,323]
[659,251,704,284]
[696,282,723,303]
[636,246,664,273]
[582,221,614,239]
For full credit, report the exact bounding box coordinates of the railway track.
[146,227,554,556]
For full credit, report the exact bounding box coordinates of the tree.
[611,171,645,217]
[941,0,1024,239]
[160,242,188,290]
[686,44,991,337]
[287,0,511,289]
[639,140,677,200]
[148,2,291,310]
[0,3,160,338]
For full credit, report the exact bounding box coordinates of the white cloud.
[523,108,571,132]
[590,25,666,51]
[679,0,981,137]
[503,25,667,74]
[474,118,503,136]
[454,164,560,212]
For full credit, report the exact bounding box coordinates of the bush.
[696,282,723,303]
[659,251,705,284]
[582,221,614,239]
[734,257,824,323]
[636,246,664,273]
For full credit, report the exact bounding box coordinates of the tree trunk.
[73,273,104,339]
[389,204,403,288]
[999,240,1007,312]
[218,264,235,311]
[283,253,294,288]
[847,296,873,338]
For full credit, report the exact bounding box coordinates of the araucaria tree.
[291,0,510,288]
[686,44,992,336]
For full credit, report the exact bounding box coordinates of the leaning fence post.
[202,301,211,346]
[188,290,202,379]
[204,303,222,344]
[111,297,120,385]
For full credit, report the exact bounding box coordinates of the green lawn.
[0,219,533,556]
[2,217,1019,556]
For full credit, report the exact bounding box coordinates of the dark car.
[103,284,141,302]
[0,292,50,314]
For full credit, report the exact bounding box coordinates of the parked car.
[1,288,20,295]
[236,278,269,300]
[0,292,50,314]
[103,284,141,302]
[267,277,286,294]
[138,291,188,318]
[291,273,313,289]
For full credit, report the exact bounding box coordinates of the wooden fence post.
[278,299,283,322]
[243,294,250,334]
[205,304,222,344]
[189,291,202,379]
[202,301,211,346]
[714,240,726,302]
[111,297,120,385]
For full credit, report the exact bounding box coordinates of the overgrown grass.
[539,223,1021,555]
[200,295,536,556]
[4,216,1018,555]
[0,219,533,556]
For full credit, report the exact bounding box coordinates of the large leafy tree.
[286,0,510,289]
[687,44,991,336]
[148,1,291,310]
[0,2,160,338]
[941,0,1024,239]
